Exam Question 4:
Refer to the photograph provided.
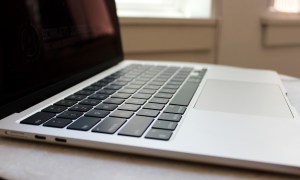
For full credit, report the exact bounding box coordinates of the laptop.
[1,0,300,175]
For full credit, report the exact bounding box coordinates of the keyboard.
[20,64,206,141]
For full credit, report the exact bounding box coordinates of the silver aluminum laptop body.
[1,0,300,175]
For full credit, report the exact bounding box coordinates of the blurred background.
[116,0,300,77]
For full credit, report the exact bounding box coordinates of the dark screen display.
[0,0,123,117]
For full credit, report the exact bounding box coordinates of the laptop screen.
[0,0,123,118]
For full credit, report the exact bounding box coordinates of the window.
[270,0,300,13]
[115,0,212,19]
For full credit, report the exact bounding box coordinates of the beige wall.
[119,18,217,64]
[218,0,300,77]
[120,0,300,77]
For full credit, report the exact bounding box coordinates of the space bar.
[170,80,200,106]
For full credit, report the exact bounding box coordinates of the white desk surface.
[1,75,300,180]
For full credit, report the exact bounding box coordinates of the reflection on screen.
[40,0,115,50]
[0,0,123,113]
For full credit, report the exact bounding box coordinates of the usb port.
[35,135,46,140]
[55,138,67,143]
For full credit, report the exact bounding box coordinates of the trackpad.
[194,79,293,118]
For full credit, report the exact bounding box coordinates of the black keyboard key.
[95,103,118,111]
[79,99,101,106]
[159,89,177,94]
[164,85,180,89]
[104,85,122,90]
[174,74,188,78]
[143,103,165,110]
[43,118,72,128]
[137,109,160,117]
[92,81,108,87]
[124,75,136,79]
[188,77,203,83]
[104,98,124,105]
[127,72,142,77]
[104,77,116,82]
[158,113,182,122]
[170,80,200,106]
[118,116,154,137]
[126,84,144,89]
[75,90,94,96]
[164,105,186,114]
[149,98,169,104]
[173,75,187,79]
[89,94,109,100]
[139,89,156,94]
[144,85,160,90]
[92,117,126,134]
[97,89,116,95]
[111,81,128,86]
[159,76,171,80]
[65,94,86,101]
[131,80,146,85]
[154,78,168,82]
[118,77,133,82]
[148,81,165,86]
[132,93,152,99]
[111,93,131,99]
[145,129,172,140]
[170,78,184,82]
[85,110,110,118]
[139,76,152,80]
[110,110,134,119]
[126,98,146,105]
[55,100,77,107]
[42,105,67,113]
[154,93,173,99]
[67,117,101,131]
[137,77,151,81]
[152,120,177,130]
[57,111,83,119]
[118,104,141,111]
[20,112,55,125]
[118,88,137,94]
[167,81,182,85]
[69,105,92,112]
[84,86,102,92]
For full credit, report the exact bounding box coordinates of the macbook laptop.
[1,0,300,175]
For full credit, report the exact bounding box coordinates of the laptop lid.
[0,0,123,119]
